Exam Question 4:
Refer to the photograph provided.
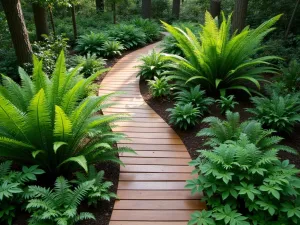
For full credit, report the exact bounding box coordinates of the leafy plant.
[32,34,69,74]
[76,32,109,55]
[186,135,300,225]
[147,76,171,98]
[72,165,117,207]
[162,12,282,96]
[280,60,300,92]
[167,103,201,130]
[248,92,300,134]
[198,111,297,154]
[102,40,125,58]
[175,85,214,114]
[216,95,238,114]
[26,176,95,225]
[137,50,168,80]
[109,24,146,49]
[69,53,106,77]
[0,161,44,225]
[0,51,133,175]
[129,18,161,43]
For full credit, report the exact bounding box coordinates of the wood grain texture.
[98,42,204,224]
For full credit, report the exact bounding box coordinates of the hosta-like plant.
[75,32,109,55]
[248,92,300,134]
[198,111,296,154]
[175,85,214,114]
[0,52,133,175]
[26,176,95,225]
[216,95,238,114]
[102,40,125,58]
[72,165,117,207]
[148,76,171,98]
[137,50,168,80]
[162,12,282,96]
[186,136,300,225]
[0,161,44,225]
[167,103,201,130]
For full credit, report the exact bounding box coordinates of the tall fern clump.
[0,51,133,176]
[162,12,282,96]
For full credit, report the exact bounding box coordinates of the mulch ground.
[139,79,300,168]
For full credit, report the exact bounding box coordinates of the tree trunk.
[112,1,116,24]
[142,0,151,19]
[172,0,180,19]
[96,0,105,12]
[48,7,56,36]
[71,4,77,40]
[210,0,221,18]
[1,0,33,65]
[32,3,49,40]
[285,0,300,38]
[232,0,248,33]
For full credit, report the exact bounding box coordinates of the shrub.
[186,135,300,225]
[0,161,44,225]
[147,76,171,98]
[175,85,214,114]
[0,52,133,175]
[32,34,69,74]
[75,32,109,55]
[198,111,297,154]
[102,40,125,58]
[167,103,201,130]
[137,50,168,80]
[72,165,117,207]
[69,53,106,77]
[280,60,300,92]
[216,95,238,114]
[130,18,161,43]
[248,92,300,134]
[162,12,282,96]
[109,24,146,49]
[26,176,95,225]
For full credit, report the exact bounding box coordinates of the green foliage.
[167,103,201,130]
[102,40,125,58]
[0,51,134,175]
[147,76,171,98]
[279,60,300,92]
[151,0,171,21]
[129,18,161,43]
[216,95,238,114]
[32,34,69,74]
[175,85,214,114]
[0,161,44,225]
[137,50,168,80]
[186,135,300,225]
[109,24,146,49]
[248,92,300,134]
[26,176,95,225]
[75,32,109,55]
[69,53,106,77]
[72,165,117,207]
[198,111,297,154]
[162,12,282,96]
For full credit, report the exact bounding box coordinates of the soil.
[139,79,300,167]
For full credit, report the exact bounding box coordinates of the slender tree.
[232,0,249,32]
[71,3,77,39]
[96,0,105,12]
[172,0,181,19]
[285,0,300,38]
[210,0,221,19]
[142,0,151,18]
[32,1,50,40]
[1,0,33,64]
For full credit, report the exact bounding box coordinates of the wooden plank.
[111,210,194,221]
[104,108,154,113]
[120,151,190,158]
[116,122,170,128]
[110,222,187,225]
[116,190,202,200]
[118,144,186,151]
[120,165,193,173]
[119,138,182,145]
[114,200,205,210]
[119,172,193,181]
[125,132,179,138]
[118,181,187,190]
[120,157,190,166]
[114,127,174,133]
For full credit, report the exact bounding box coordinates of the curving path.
[98,42,205,225]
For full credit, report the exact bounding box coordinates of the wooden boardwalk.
[98,43,205,225]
